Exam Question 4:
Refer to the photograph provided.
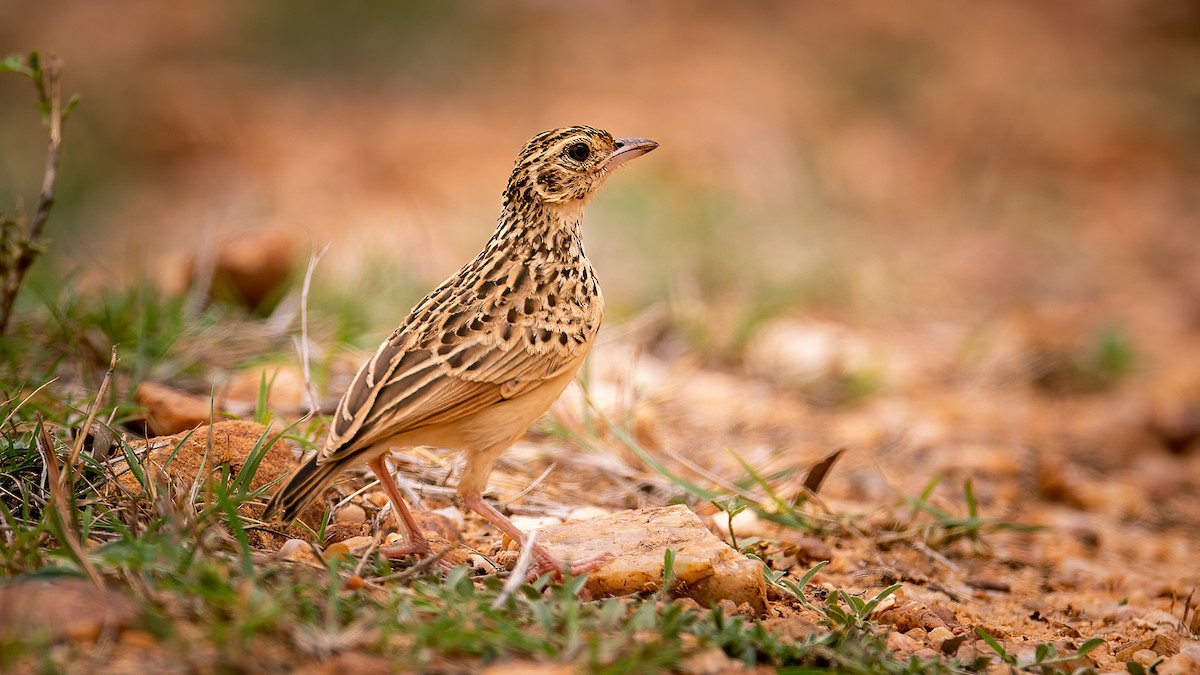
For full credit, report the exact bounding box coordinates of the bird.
[263,125,658,577]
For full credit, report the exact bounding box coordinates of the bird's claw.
[528,549,615,581]
[380,540,463,575]
[379,541,431,559]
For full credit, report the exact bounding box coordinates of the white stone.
[537,504,766,613]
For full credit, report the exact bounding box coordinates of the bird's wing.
[319,326,581,465]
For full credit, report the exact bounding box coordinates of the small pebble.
[1132,649,1159,667]
[277,539,321,566]
[711,509,761,538]
[1157,652,1198,675]
[920,609,948,631]
[886,630,920,653]
[928,626,955,644]
[912,648,939,661]
[323,536,374,561]
[335,503,366,524]
[277,539,305,556]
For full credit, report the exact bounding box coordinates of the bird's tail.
[262,454,344,522]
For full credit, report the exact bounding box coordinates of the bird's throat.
[493,201,587,264]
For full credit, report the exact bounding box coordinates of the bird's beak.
[603,137,659,171]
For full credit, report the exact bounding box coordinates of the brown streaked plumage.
[263,126,657,576]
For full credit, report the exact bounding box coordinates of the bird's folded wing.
[319,334,577,465]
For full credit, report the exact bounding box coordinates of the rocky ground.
[2,1,1199,672]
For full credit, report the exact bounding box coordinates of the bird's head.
[505,126,658,207]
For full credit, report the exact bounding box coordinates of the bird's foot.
[378,539,430,559]
[528,546,614,581]
[381,535,465,574]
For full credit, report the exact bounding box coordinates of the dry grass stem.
[492,529,537,608]
[499,462,556,507]
[296,240,330,420]
[36,421,105,589]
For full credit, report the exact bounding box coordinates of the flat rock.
[115,421,319,545]
[0,578,140,642]
[537,504,766,613]
[118,420,297,497]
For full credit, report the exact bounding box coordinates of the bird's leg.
[460,445,613,579]
[460,492,614,579]
[367,456,430,558]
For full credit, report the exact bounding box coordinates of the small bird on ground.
[264,126,658,577]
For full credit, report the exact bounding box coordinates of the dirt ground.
[3,1,1199,670]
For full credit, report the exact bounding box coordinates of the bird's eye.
[566,142,591,162]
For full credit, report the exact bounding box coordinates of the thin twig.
[331,477,383,513]
[0,53,70,334]
[352,538,382,578]
[912,539,961,573]
[365,547,451,585]
[67,349,118,474]
[27,56,62,257]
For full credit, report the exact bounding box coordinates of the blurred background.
[3,1,1200,553]
[4,0,1196,321]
